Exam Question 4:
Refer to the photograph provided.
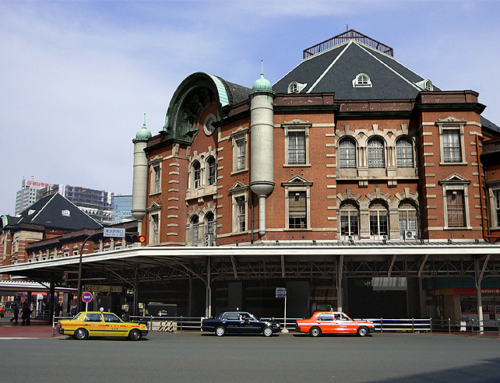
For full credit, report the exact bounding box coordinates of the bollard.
[448,318,451,334]
[180,316,183,332]
[412,318,414,333]
[471,319,474,336]
[429,318,433,333]
[380,318,383,334]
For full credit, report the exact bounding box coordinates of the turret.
[249,62,276,236]
[131,114,151,236]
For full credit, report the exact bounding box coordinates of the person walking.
[21,302,31,326]
[10,303,19,324]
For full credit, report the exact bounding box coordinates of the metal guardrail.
[52,315,500,337]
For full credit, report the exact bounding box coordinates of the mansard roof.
[273,34,440,100]
[16,193,102,231]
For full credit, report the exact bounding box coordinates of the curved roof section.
[274,39,441,100]
[162,73,250,144]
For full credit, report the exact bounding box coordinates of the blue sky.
[1,0,499,215]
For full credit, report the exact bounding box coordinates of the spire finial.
[143,113,147,128]
[261,60,264,78]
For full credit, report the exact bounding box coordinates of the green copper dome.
[249,61,275,96]
[134,114,152,142]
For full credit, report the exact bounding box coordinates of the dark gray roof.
[17,193,102,231]
[216,77,251,106]
[274,40,440,100]
[481,116,500,136]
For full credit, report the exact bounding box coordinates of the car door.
[103,313,126,337]
[222,312,241,333]
[240,313,261,334]
[83,313,104,336]
[317,313,336,334]
[337,313,357,334]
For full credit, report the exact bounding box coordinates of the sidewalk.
[0,317,63,338]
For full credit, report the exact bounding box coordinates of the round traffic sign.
[82,292,93,303]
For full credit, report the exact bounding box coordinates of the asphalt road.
[1,331,499,382]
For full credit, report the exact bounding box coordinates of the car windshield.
[73,312,83,320]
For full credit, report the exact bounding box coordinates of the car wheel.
[309,327,322,337]
[263,327,273,337]
[215,326,226,337]
[129,329,141,341]
[74,328,88,340]
[357,327,368,337]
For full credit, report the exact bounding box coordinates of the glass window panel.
[289,132,306,165]
[443,130,461,163]
[368,139,385,168]
[339,139,356,169]
[396,139,413,168]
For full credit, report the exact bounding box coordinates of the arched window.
[368,138,385,168]
[205,212,216,246]
[193,161,201,188]
[339,201,359,240]
[399,201,418,240]
[369,201,388,240]
[396,138,413,168]
[207,157,217,185]
[339,139,356,169]
[191,216,199,246]
[352,73,372,87]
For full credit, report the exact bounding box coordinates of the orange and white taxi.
[58,311,148,341]
[296,311,375,337]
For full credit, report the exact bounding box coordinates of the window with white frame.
[150,213,159,244]
[368,138,385,168]
[446,190,465,227]
[231,128,249,173]
[230,183,249,233]
[369,202,388,239]
[492,189,500,228]
[440,174,471,229]
[283,176,312,230]
[396,138,414,168]
[339,201,359,240]
[207,157,217,186]
[288,132,306,165]
[399,201,418,239]
[339,138,356,169]
[193,161,201,189]
[191,215,199,246]
[442,130,462,163]
[289,191,307,228]
[437,116,466,165]
[352,73,372,88]
[205,212,216,246]
[150,158,162,195]
[283,122,310,166]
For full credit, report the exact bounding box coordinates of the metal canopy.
[1,243,500,288]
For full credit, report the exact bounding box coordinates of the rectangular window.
[370,211,388,237]
[152,214,159,244]
[495,190,500,227]
[192,222,198,247]
[288,132,306,165]
[446,190,465,227]
[289,192,307,228]
[442,130,462,163]
[340,211,359,236]
[154,165,161,193]
[237,139,246,170]
[237,197,246,232]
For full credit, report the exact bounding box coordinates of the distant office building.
[15,178,55,215]
[15,178,115,224]
[112,195,133,222]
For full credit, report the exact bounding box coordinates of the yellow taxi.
[58,311,148,341]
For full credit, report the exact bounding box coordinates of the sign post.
[276,287,287,333]
[82,292,93,312]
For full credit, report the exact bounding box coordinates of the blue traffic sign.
[82,292,93,303]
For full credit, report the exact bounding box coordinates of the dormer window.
[416,79,434,91]
[287,81,307,94]
[353,73,372,88]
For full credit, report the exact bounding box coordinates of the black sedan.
[202,311,281,337]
